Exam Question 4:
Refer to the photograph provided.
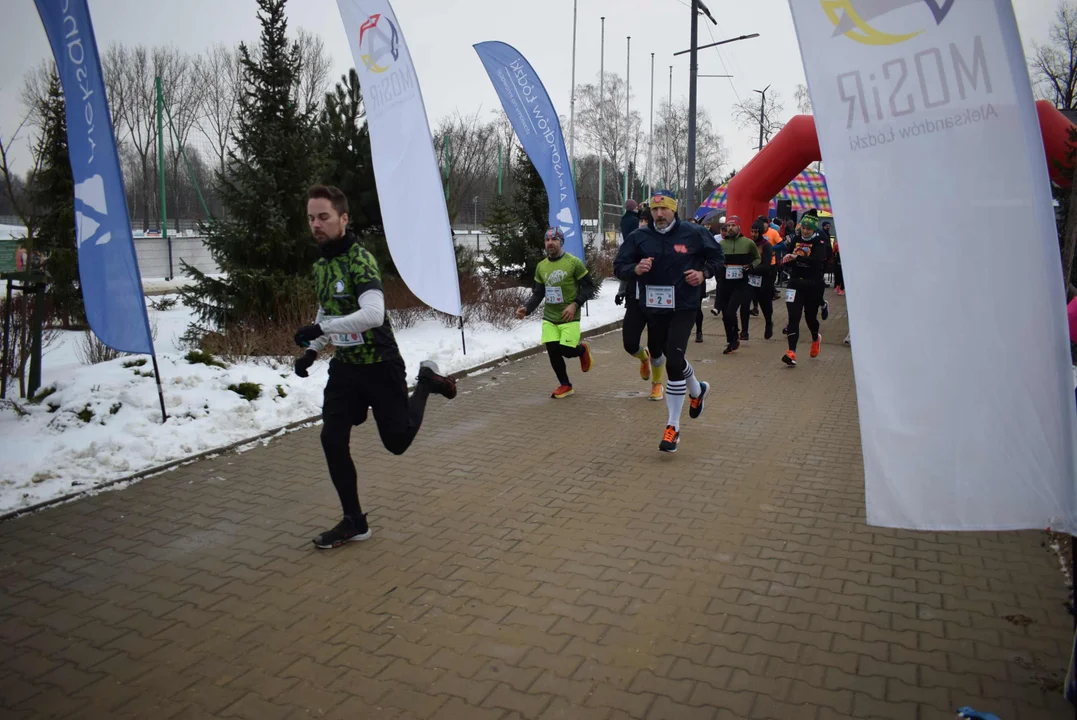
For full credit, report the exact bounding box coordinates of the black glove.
[294,324,324,348]
[294,349,317,378]
[614,293,625,306]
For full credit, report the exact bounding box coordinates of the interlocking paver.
[0,296,1072,717]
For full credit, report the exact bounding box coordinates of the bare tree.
[574,72,643,207]
[108,44,158,230]
[651,100,727,203]
[19,61,55,130]
[794,84,813,115]
[731,90,786,149]
[433,111,498,223]
[295,28,332,117]
[1032,1,1077,109]
[196,44,242,177]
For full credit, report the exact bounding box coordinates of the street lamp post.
[754,85,771,151]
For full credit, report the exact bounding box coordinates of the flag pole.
[569,0,578,179]
[598,17,605,246]
[625,36,631,204]
[151,353,168,423]
[648,53,655,200]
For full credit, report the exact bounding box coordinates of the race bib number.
[785,288,797,303]
[323,316,365,347]
[545,285,564,304]
[725,266,744,280]
[645,285,675,309]
[748,275,762,288]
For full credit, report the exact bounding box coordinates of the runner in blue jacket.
[614,189,724,453]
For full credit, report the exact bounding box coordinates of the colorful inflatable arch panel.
[724,100,1076,225]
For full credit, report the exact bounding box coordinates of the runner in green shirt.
[515,227,597,398]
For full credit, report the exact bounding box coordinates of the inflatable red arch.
[723,100,1077,224]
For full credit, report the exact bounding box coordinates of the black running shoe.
[689,381,709,420]
[659,425,680,453]
[822,301,829,321]
[313,515,371,549]
[750,308,759,317]
[419,360,457,399]
[695,332,703,343]
[764,323,774,340]
[740,331,749,341]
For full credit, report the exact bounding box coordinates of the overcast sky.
[0,0,1063,181]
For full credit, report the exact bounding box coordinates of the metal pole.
[686,0,700,217]
[150,353,168,423]
[648,53,655,200]
[497,141,503,196]
[459,316,466,355]
[756,86,770,151]
[156,77,171,280]
[598,17,605,244]
[569,0,578,176]
[625,36,631,205]
[27,279,44,398]
[669,65,673,191]
[1,279,11,399]
[444,133,451,203]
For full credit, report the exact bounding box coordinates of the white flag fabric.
[336,0,461,316]
[788,0,1077,532]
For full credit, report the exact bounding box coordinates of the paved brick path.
[0,295,1072,719]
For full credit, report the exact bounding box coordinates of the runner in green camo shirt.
[292,185,458,550]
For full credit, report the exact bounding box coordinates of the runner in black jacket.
[780,214,828,367]
[614,189,724,454]
[748,219,776,340]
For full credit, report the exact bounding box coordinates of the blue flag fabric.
[474,42,583,260]
[34,0,155,355]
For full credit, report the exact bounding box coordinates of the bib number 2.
[748,275,762,288]
[785,288,797,303]
[545,285,564,304]
[645,285,675,309]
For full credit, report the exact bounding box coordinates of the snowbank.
[0,279,628,513]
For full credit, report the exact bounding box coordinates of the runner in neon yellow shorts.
[516,227,597,398]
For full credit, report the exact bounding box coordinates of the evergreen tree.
[180,0,323,329]
[32,71,83,328]
[481,192,523,280]
[318,69,394,277]
[507,157,548,284]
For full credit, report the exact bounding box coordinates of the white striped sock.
[666,380,687,429]
[684,363,702,397]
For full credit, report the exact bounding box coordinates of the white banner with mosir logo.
[337,0,461,316]
[789,0,1077,531]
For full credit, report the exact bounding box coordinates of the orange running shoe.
[638,348,651,381]
[782,350,797,367]
[551,384,574,399]
[810,334,822,358]
[649,383,664,401]
[580,342,593,373]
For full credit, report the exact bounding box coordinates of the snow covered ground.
[0,279,630,514]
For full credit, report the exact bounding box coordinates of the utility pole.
[647,52,654,200]
[755,85,771,151]
[674,26,760,209]
[624,36,631,205]
[686,0,700,216]
[598,17,605,243]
